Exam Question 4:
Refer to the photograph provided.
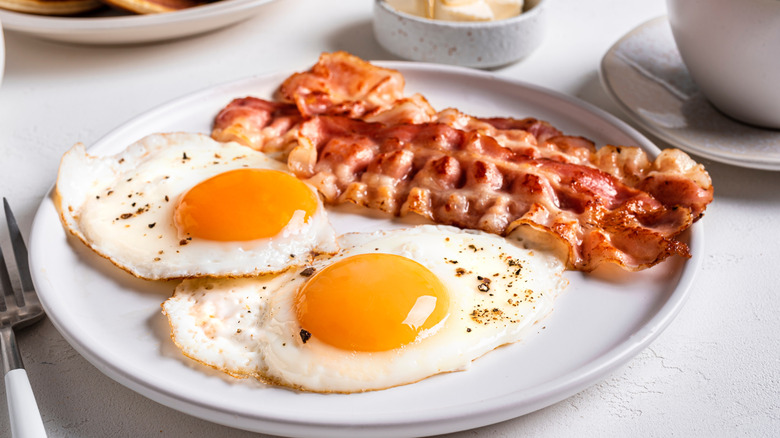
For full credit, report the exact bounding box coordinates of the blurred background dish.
[0,0,279,44]
[600,16,780,171]
[373,0,547,68]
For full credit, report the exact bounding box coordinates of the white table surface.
[1,0,778,436]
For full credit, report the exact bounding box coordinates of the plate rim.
[29,61,704,436]
[599,15,780,171]
[0,0,276,43]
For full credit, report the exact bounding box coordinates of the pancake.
[100,0,208,14]
[0,0,103,15]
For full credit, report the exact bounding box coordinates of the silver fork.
[1,198,46,437]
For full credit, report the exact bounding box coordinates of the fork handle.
[5,369,47,437]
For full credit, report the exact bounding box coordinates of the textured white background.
[0,0,778,436]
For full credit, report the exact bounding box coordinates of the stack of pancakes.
[0,0,210,15]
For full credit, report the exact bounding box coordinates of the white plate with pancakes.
[0,0,277,44]
[29,62,703,437]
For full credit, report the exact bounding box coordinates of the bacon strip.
[210,52,713,271]
[284,115,707,271]
[279,51,406,118]
[211,97,301,159]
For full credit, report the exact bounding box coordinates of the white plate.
[0,17,5,86]
[600,16,780,171]
[29,63,703,437]
[0,0,277,44]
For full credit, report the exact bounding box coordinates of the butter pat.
[486,0,524,20]
[384,0,430,17]
[385,0,524,22]
[436,0,493,21]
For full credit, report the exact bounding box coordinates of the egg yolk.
[173,168,318,241]
[295,253,450,352]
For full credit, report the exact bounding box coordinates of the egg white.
[163,225,567,393]
[55,132,337,280]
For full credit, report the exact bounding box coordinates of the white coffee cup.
[666,0,780,129]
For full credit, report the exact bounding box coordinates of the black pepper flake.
[179,239,189,246]
[164,195,170,202]
[182,152,189,160]
[299,329,312,344]
[131,202,137,207]
[446,259,459,264]
[119,213,133,220]
[300,267,316,277]
[455,267,467,276]
[478,283,490,292]
[289,254,295,258]
[236,329,242,334]
[153,257,161,262]
[148,223,156,229]
[107,190,114,196]
[466,328,472,333]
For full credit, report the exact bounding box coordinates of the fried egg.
[55,132,337,280]
[162,225,567,393]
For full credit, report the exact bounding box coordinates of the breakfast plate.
[600,16,780,171]
[29,62,703,437]
[0,0,277,44]
[0,17,5,86]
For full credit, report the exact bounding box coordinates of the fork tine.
[0,244,17,312]
[3,198,34,295]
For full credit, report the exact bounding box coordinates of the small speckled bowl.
[373,0,547,68]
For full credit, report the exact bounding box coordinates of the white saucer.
[600,16,780,171]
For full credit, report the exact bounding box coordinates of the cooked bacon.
[283,115,710,271]
[279,51,406,118]
[211,97,301,158]
[211,52,713,271]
